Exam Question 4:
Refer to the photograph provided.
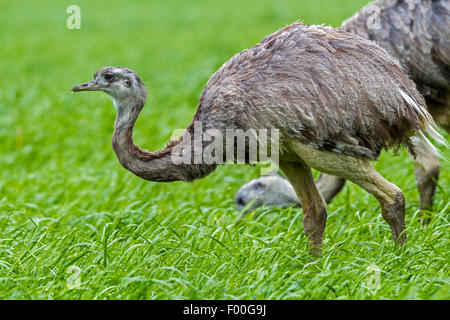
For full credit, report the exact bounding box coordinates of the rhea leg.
[335,163,406,244]
[412,150,441,223]
[279,161,327,254]
[316,174,347,204]
[291,142,406,244]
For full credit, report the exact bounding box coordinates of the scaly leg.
[279,161,327,255]
[412,149,441,224]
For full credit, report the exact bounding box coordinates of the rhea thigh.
[289,142,396,197]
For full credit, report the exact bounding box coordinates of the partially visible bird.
[235,173,347,212]
[236,0,449,219]
[342,0,449,214]
[72,22,445,254]
[235,174,300,212]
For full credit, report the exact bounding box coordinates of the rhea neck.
[111,89,146,160]
[111,92,170,181]
[110,92,216,182]
[112,94,144,147]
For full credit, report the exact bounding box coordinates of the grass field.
[0,0,448,299]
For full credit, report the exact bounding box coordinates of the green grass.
[0,0,448,299]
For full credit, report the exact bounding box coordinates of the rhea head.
[72,66,147,111]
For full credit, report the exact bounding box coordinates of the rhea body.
[236,0,449,216]
[72,23,443,253]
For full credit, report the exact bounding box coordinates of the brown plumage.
[197,23,434,160]
[72,22,444,254]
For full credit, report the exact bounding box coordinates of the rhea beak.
[71,80,100,92]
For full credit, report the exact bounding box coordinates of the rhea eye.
[254,182,264,190]
[104,73,114,81]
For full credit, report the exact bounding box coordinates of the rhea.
[236,0,449,219]
[72,23,444,254]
